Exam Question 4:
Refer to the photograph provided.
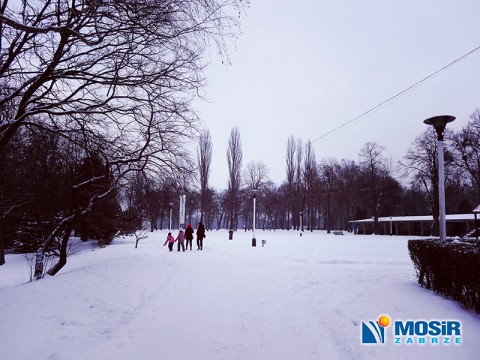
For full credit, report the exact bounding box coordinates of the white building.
[349,214,478,237]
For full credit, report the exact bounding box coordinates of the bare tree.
[197,130,213,223]
[134,230,149,249]
[285,135,295,229]
[0,0,246,153]
[318,159,339,233]
[243,160,269,231]
[243,160,269,190]
[226,126,242,230]
[453,109,480,203]
[336,159,360,229]
[359,142,388,235]
[400,128,455,236]
[295,138,303,230]
[215,189,228,230]
[303,140,317,231]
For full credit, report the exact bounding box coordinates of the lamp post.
[252,189,258,247]
[169,202,173,231]
[423,115,455,241]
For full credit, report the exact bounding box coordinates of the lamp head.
[423,115,455,141]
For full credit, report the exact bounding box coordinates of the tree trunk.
[216,212,223,230]
[0,236,5,266]
[34,213,75,279]
[326,192,332,233]
[47,222,73,276]
[34,249,45,280]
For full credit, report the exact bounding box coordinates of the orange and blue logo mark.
[362,315,390,344]
[361,314,462,345]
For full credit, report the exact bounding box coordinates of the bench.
[332,231,344,235]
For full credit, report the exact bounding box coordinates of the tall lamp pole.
[252,189,258,247]
[423,115,455,241]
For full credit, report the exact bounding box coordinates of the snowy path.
[1,230,480,360]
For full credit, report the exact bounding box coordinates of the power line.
[267,45,480,168]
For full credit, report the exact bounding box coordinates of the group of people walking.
[163,222,206,252]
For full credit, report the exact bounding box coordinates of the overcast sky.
[194,0,480,190]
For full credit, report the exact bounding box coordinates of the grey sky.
[195,0,480,189]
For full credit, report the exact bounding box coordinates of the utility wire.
[267,45,480,167]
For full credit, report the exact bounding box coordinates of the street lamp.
[169,202,173,231]
[423,115,455,241]
[252,189,258,247]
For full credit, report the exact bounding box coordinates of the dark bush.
[75,197,122,246]
[117,208,143,236]
[408,239,480,313]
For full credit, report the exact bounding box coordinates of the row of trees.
[143,110,477,237]
[198,111,479,235]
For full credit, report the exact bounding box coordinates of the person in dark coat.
[196,222,206,250]
[185,224,194,250]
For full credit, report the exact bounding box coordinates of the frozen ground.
[1,230,479,360]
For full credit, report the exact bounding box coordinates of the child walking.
[163,232,175,252]
[176,228,185,252]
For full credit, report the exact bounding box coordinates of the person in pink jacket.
[175,228,185,252]
[163,232,175,252]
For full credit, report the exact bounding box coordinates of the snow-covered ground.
[1,230,479,360]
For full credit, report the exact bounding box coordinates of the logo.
[362,315,390,344]
[394,319,462,345]
[361,314,462,345]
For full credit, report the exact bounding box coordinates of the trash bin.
[252,238,256,247]
[229,230,233,240]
